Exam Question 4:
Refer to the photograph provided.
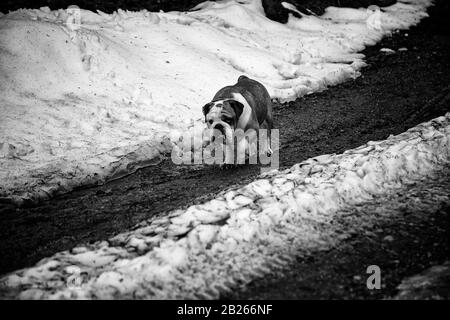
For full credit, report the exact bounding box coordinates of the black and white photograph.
[0,0,449,304]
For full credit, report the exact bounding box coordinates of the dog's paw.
[219,163,238,170]
[264,147,273,157]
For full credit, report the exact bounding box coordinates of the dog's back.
[213,75,272,126]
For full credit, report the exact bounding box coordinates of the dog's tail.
[238,75,249,82]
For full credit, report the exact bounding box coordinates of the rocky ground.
[0,0,449,299]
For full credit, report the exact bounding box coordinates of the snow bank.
[394,261,450,299]
[0,0,432,203]
[1,112,448,299]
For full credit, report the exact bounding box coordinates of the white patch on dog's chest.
[231,93,252,129]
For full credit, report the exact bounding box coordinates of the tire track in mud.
[0,0,449,280]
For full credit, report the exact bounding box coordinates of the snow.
[1,112,449,299]
[0,0,432,204]
[380,47,396,54]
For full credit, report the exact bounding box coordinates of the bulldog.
[202,75,273,164]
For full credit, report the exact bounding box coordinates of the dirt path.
[0,0,449,299]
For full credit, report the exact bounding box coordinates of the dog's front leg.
[260,123,273,157]
[224,141,235,165]
[236,136,248,165]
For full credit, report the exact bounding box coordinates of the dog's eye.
[208,120,213,125]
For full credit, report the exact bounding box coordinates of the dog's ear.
[228,100,244,120]
[202,102,213,116]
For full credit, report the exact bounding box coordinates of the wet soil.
[0,0,449,299]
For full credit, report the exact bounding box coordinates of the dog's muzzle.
[210,123,228,143]
[213,123,226,136]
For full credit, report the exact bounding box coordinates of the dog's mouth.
[213,123,226,136]
[209,123,233,144]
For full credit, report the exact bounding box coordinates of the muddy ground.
[0,0,449,299]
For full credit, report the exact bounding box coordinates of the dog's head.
[203,99,244,142]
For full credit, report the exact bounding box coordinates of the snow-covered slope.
[1,112,448,299]
[0,0,432,203]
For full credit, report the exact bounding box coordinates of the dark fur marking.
[202,102,214,117]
